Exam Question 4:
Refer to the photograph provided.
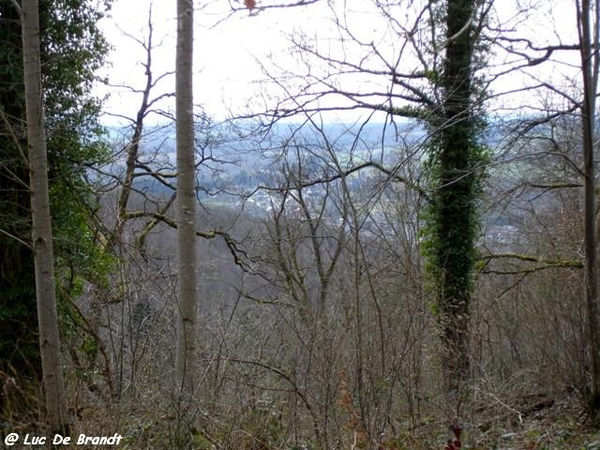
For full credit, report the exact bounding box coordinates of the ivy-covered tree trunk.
[426,0,485,394]
[21,0,67,432]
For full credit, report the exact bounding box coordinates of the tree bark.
[578,0,600,412]
[432,0,482,394]
[21,0,67,432]
[175,0,198,396]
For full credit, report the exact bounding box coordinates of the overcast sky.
[97,0,329,124]
[96,0,579,126]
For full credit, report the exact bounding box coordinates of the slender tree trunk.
[21,0,67,432]
[175,0,197,396]
[578,0,600,412]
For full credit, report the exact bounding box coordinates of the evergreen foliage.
[0,0,111,378]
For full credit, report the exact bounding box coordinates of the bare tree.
[577,0,600,412]
[481,0,600,412]
[254,0,491,400]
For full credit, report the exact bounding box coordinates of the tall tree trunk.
[175,0,197,396]
[428,0,483,395]
[578,0,600,412]
[21,0,67,432]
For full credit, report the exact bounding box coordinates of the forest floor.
[419,390,600,450]
[4,376,600,449]
[69,390,600,450]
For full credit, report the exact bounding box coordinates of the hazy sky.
[96,0,579,126]
[97,0,328,124]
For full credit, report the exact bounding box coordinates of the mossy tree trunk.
[425,0,485,395]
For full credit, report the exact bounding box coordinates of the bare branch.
[481,252,583,271]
